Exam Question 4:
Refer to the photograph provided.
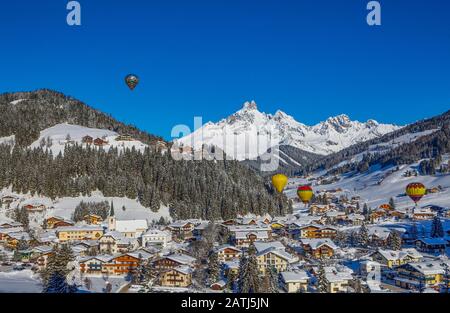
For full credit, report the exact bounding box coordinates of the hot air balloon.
[272,174,288,193]
[406,182,426,205]
[297,185,314,205]
[125,74,139,90]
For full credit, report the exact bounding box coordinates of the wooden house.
[159,266,193,288]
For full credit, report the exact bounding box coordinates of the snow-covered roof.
[165,253,196,265]
[374,248,422,261]
[213,244,241,253]
[300,238,338,250]
[56,225,104,232]
[280,271,309,283]
[115,219,148,233]
[254,241,285,253]
[143,229,171,237]
[406,260,450,275]
[235,231,269,239]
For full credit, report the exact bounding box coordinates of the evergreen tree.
[43,271,78,293]
[410,223,419,241]
[226,272,237,293]
[358,223,369,247]
[208,252,220,283]
[388,232,402,250]
[317,265,328,293]
[430,217,444,238]
[110,201,115,217]
[238,244,261,293]
[389,197,396,209]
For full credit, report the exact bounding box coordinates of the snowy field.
[0,188,171,226]
[0,270,42,293]
[29,123,149,156]
[287,161,450,211]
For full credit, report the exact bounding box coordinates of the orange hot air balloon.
[406,182,426,205]
[272,174,288,193]
[297,185,314,204]
[125,74,139,90]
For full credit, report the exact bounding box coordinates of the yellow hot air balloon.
[272,174,288,193]
[297,185,314,204]
[406,182,426,205]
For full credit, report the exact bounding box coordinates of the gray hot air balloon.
[125,74,139,90]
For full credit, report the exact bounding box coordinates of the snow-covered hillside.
[29,123,148,155]
[0,188,171,227]
[176,101,401,160]
[287,160,450,211]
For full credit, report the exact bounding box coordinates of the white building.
[108,216,148,238]
[142,229,172,247]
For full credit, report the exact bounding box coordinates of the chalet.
[159,266,193,288]
[5,231,31,249]
[413,209,437,220]
[104,252,152,276]
[35,230,58,245]
[309,204,332,215]
[153,253,197,270]
[30,246,54,271]
[93,138,108,146]
[1,195,18,205]
[290,224,337,239]
[210,280,227,291]
[368,227,394,246]
[142,229,172,248]
[56,225,104,242]
[84,214,104,225]
[108,216,148,238]
[79,255,113,275]
[370,209,386,223]
[82,135,93,144]
[270,221,287,231]
[323,266,353,293]
[115,134,134,141]
[193,222,210,240]
[234,231,269,248]
[255,243,298,275]
[213,244,242,262]
[0,221,22,229]
[379,204,393,211]
[44,216,74,229]
[223,260,239,278]
[166,220,196,240]
[300,238,337,259]
[22,203,46,213]
[394,260,450,290]
[280,271,309,293]
[228,224,271,248]
[99,231,138,254]
[415,238,448,254]
[0,227,25,243]
[346,213,365,226]
[370,248,423,268]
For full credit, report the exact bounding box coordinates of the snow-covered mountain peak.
[242,100,258,111]
[177,102,402,160]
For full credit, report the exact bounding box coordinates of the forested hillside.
[0,90,291,220]
[0,89,163,146]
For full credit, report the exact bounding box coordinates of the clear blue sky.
[1,0,449,139]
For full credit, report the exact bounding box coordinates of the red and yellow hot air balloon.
[272,174,288,193]
[297,185,314,204]
[406,182,426,205]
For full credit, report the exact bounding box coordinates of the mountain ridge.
[176,100,402,161]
